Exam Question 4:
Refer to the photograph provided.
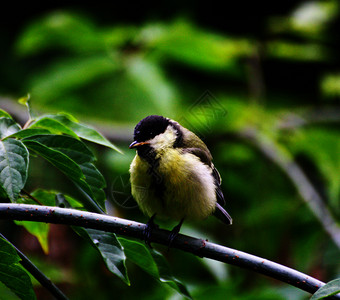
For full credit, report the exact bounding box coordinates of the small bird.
[129,115,232,243]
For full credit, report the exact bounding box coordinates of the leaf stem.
[21,190,44,205]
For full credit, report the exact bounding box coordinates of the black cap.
[134,115,170,142]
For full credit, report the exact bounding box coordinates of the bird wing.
[182,147,212,165]
[212,166,232,224]
[212,166,224,205]
[214,202,233,225]
[182,148,224,206]
[182,147,232,225]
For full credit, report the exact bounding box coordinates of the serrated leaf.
[79,162,106,211]
[42,114,122,153]
[0,118,21,139]
[22,139,100,212]
[119,238,192,299]
[23,134,106,210]
[74,227,129,285]
[311,279,340,299]
[0,237,36,300]
[23,139,86,181]
[0,139,29,201]
[29,117,78,138]
[24,134,94,164]
[7,128,52,139]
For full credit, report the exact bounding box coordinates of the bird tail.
[214,202,233,225]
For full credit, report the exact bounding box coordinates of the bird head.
[129,115,182,155]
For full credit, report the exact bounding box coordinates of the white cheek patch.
[150,125,177,149]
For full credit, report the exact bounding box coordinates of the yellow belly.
[129,149,217,221]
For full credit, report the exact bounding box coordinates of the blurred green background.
[1,1,340,299]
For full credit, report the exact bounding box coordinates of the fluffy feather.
[129,115,232,225]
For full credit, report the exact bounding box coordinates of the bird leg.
[143,213,159,248]
[167,218,184,250]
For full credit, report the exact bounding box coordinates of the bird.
[129,115,232,244]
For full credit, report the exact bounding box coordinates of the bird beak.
[129,141,150,149]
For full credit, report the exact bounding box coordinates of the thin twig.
[238,127,340,249]
[0,203,339,298]
[276,108,340,130]
[0,232,68,300]
[21,190,43,205]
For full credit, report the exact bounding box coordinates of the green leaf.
[119,238,192,299]
[29,55,118,104]
[16,220,49,254]
[0,118,21,139]
[118,238,159,278]
[126,57,178,114]
[149,248,192,299]
[14,190,56,254]
[18,94,33,120]
[30,189,57,206]
[18,94,31,107]
[24,134,94,164]
[7,128,52,139]
[23,139,86,180]
[144,21,251,70]
[0,110,13,119]
[74,227,129,285]
[288,129,340,209]
[41,114,122,153]
[22,139,100,211]
[16,12,108,56]
[311,279,340,300]
[55,192,83,209]
[79,162,106,211]
[0,139,29,201]
[23,134,106,210]
[0,184,7,199]
[29,117,79,138]
[0,237,36,300]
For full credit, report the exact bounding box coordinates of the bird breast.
[130,149,217,221]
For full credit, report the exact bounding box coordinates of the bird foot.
[143,214,159,248]
[167,218,184,251]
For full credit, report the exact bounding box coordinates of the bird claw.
[143,214,159,248]
[143,216,184,250]
[167,218,184,251]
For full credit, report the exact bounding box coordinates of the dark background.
[1,1,340,299]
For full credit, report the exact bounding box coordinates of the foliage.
[311,279,340,299]
[0,237,36,300]
[1,1,340,299]
[0,107,192,299]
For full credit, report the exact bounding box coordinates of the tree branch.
[0,233,68,300]
[0,203,339,298]
[275,108,340,130]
